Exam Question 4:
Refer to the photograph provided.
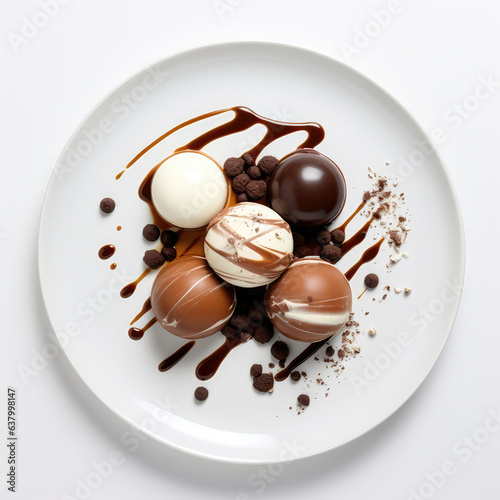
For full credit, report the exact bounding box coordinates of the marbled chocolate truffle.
[204,203,294,288]
[267,149,346,228]
[265,257,352,342]
[151,256,236,339]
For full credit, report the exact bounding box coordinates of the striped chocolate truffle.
[265,257,352,342]
[151,256,236,339]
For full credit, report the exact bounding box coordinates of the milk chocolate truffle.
[151,256,236,339]
[265,257,352,342]
[204,203,294,288]
[267,149,346,228]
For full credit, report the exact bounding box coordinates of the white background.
[1,0,498,499]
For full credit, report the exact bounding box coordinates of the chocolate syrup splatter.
[159,341,196,372]
[127,317,157,341]
[195,336,246,381]
[120,269,151,299]
[98,244,115,260]
[130,297,152,325]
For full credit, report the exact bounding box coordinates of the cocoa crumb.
[194,387,208,401]
[271,341,289,361]
[389,230,402,246]
[253,373,274,393]
[297,394,310,406]
[250,364,262,377]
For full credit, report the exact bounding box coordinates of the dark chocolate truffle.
[290,371,301,381]
[267,149,346,228]
[237,193,249,203]
[100,197,115,214]
[150,256,236,339]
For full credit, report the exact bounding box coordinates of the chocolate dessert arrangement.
[98,107,411,409]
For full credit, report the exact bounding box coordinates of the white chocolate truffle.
[151,151,227,229]
[204,203,294,288]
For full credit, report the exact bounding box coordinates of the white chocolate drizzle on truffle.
[204,203,294,287]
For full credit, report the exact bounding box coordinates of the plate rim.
[37,40,466,464]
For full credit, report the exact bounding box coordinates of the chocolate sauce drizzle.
[98,244,115,260]
[344,237,385,282]
[128,328,144,341]
[130,297,152,325]
[335,202,365,233]
[158,341,196,372]
[127,317,157,341]
[275,237,385,381]
[116,106,324,180]
[120,269,151,299]
[340,217,374,255]
[195,336,246,381]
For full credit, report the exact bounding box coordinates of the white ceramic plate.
[38,42,465,463]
